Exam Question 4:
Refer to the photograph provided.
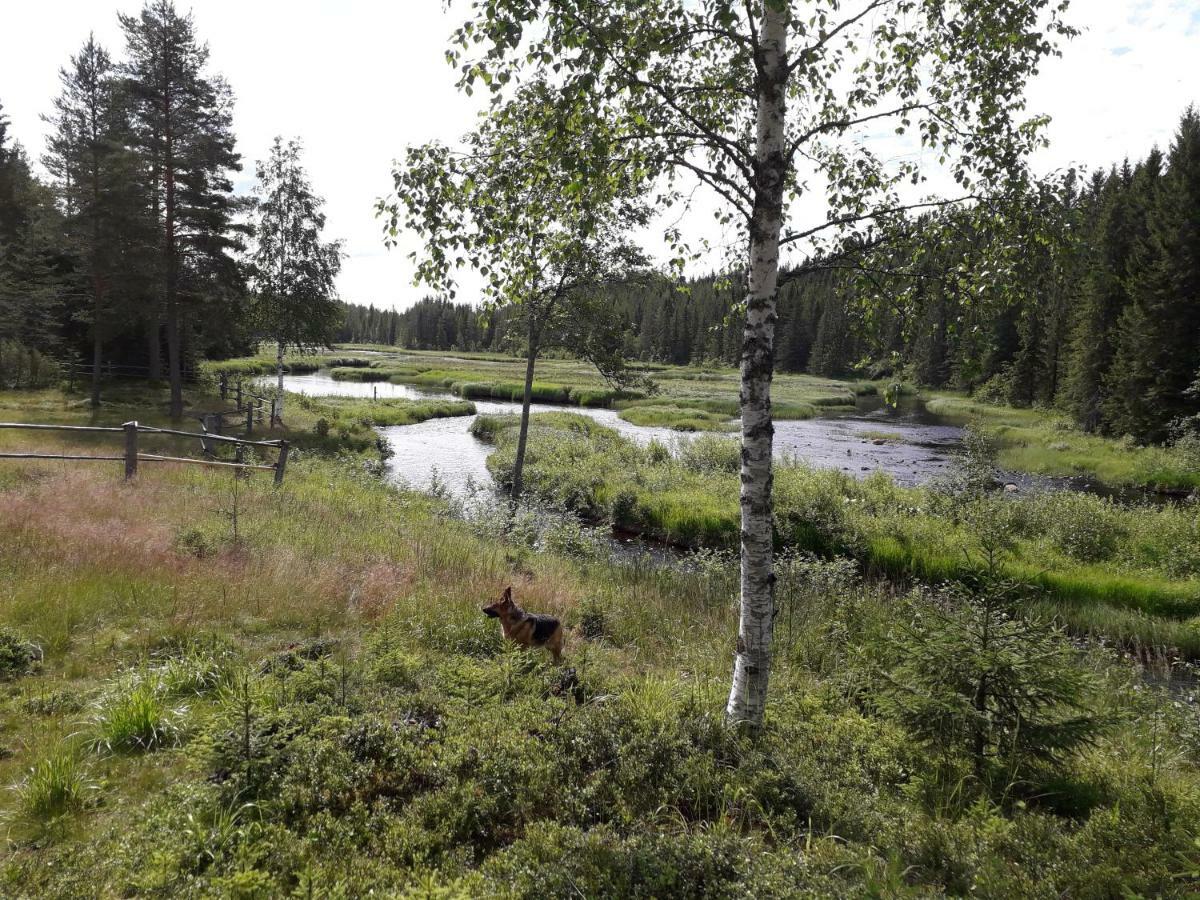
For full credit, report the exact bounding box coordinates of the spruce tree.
[43,35,150,406]
[1063,165,1140,430]
[1106,109,1200,440]
[0,99,65,362]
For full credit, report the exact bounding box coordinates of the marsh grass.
[212,347,871,420]
[10,742,96,832]
[926,394,1200,490]
[617,404,735,431]
[90,678,186,754]
[201,351,372,378]
[483,412,1200,650]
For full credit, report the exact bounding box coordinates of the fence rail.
[0,421,289,485]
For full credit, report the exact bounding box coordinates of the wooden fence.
[214,374,282,431]
[0,421,290,485]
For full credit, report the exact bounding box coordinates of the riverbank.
[926,394,1200,492]
[1,384,1199,895]
[206,348,877,427]
[476,412,1200,658]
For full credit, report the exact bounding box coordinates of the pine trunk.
[146,315,162,381]
[89,168,103,408]
[726,6,788,730]
[166,291,181,418]
[165,106,182,419]
[90,286,103,409]
[509,320,539,502]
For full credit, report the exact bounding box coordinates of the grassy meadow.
[2,359,1198,896]
[0,382,1198,897]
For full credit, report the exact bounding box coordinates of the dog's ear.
[502,586,513,604]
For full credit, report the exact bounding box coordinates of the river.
[266,371,967,494]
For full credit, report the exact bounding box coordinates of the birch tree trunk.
[726,4,789,729]
[509,318,539,502]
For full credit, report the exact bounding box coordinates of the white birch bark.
[726,4,788,729]
[509,318,539,502]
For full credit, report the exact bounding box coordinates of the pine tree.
[121,0,244,417]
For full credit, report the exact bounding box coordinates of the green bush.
[677,433,740,473]
[0,339,60,388]
[0,626,39,680]
[1031,492,1127,563]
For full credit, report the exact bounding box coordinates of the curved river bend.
[267,372,965,494]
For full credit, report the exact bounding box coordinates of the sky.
[1,1,1198,311]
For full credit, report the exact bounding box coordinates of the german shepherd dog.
[481,586,564,663]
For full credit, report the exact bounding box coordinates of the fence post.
[235,381,243,412]
[123,421,138,480]
[200,414,218,455]
[219,373,228,400]
[270,398,278,429]
[274,440,290,486]
[246,404,254,436]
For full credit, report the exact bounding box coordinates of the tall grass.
[11,743,96,827]
[90,679,185,754]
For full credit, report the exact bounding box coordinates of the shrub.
[0,339,60,388]
[1031,492,1126,563]
[0,626,39,680]
[174,525,222,559]
[22,689,86,717]
[644,438,671,464]
[677,433,740,473]
[577,596,608,640]
[929,423,1001,505]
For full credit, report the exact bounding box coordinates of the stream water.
[266,371,969,494]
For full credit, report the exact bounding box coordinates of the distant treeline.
[342,108,1200,442]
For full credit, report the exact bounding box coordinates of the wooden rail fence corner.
[0,420,291,485]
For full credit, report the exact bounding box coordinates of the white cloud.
[2,1,1197,310]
